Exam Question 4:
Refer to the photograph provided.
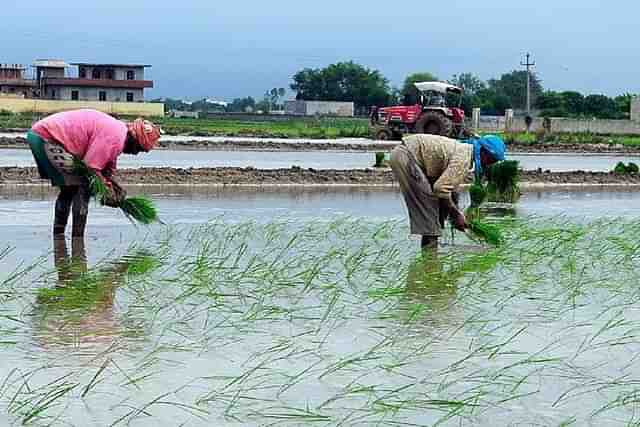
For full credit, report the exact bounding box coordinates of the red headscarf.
[127,118,161,151]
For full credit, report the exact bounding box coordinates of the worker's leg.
[389,145,441,250]
[71,184,91,238]
[54,186,78,237]
[421,235,438,250]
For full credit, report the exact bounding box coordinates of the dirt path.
[3,133,640,154]
[3,166,640,187]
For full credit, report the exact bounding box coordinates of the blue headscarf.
[462,135,506,180]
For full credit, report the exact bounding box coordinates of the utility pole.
[520,53,536,116]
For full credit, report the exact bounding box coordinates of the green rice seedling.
[613,161,629,174]
[465,181,487,222]
[612,161,639,175]
[486,160,520,203]
[468,219,503,246]
[73,158,160,225]
[468,182,487,208]
[119,196,159,225]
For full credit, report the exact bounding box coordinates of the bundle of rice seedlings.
[614,162,628,174]
[468,181,487,207]
[119,196,159,225]
[468,219,503,246]
[73,158,160,225]
[486,160,520,203]
[613,162,639,175]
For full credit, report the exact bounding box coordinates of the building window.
[99,91,107,101]
[106,69,114,80]
[126,92,134,102]
[92,69,101,79]
[79,68,86,78]
[126,70,135,80]
[51,89,56,98]
[71,90,79,101]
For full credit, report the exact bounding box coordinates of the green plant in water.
[468,219,503,246]
[374,152,386,168]
[73,158,160,225]
[465,181,487,222]
[614,162,628,174]
[613,161,639,175]
[486,160,520,203]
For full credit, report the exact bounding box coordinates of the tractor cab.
[374,81,467,140]
[415,82,463,108]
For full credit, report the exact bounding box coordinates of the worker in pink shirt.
[27,109,161,238]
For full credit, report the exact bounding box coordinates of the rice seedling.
[73,159,160,225]
[7,216,640,425]
[468,219,503,246]
[486,160,521,203]
[613,161,640,175]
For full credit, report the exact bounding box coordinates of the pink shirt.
[32,109,128,173]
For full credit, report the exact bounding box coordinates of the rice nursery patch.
[3,217,640,425]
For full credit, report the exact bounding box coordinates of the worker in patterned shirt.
[26,109,161,239]
[389,133,506,250]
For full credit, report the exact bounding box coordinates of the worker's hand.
[452,209,468,232]
[102,182,126,208]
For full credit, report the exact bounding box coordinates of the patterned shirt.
[32,109,127,175]
[403,134,474,200]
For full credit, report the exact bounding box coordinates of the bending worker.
[389,133,506,250]
[27,109,161,238]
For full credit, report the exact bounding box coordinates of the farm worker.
[389,134,505,250]
[26,109,161,238]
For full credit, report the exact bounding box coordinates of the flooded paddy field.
[2,148,640,172]
[3,187,640,425]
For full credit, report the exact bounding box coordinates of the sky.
[3,0,638,101]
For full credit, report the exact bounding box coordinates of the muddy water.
[2,148,640,171]
[2,188,640,425]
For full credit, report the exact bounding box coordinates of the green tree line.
[156,61,636,119]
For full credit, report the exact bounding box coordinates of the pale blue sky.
[3,0,636,100]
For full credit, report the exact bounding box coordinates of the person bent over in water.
[389,134,506,250]
[27,109,161,238]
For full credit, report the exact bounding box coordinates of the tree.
[290,61,392,112]
[614,93,634,119]
[450,73,485,96]
[227,97,256,113]
[583,94,617,119]
[560,91,585,116]
[536,91,567,117]
[268,87,286,110]
[488,70,543,110]
[401,72,438,105]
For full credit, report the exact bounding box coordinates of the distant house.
[43,61,153,102]
[0,64,33,98]
[0,59,154,102]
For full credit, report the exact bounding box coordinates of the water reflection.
[401,247,501,331]
[32,238,148,351]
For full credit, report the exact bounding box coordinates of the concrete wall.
[285,100,354,117]
[477,114,640,135]
[0,98,164,117]
[632,98,640,122]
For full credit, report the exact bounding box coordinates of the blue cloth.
[462,135,506,179]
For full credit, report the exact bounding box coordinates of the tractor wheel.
[415,111,453,137]
[375,128,393,141]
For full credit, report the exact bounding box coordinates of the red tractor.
[372,82,467,140]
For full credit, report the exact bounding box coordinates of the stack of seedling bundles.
[462,160,521,246]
